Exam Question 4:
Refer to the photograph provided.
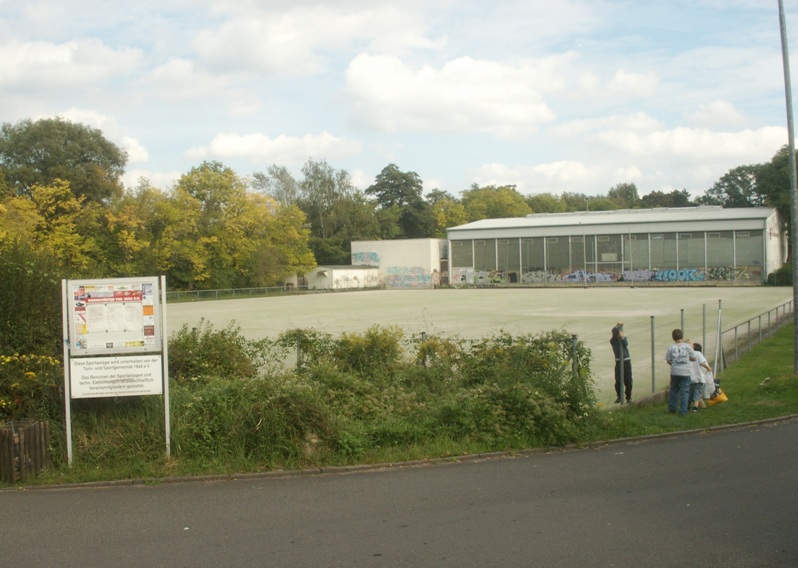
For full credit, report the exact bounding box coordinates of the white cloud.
[472,161,597,194]
[345,54,566,137]
[596,126,786,159]
[143,58,232,101]
[185,131,363,165]
[122,136,149,164]
[685,100,746,128]
[0,38,140,89]
[607,68,659,96]
[193,4,439,76]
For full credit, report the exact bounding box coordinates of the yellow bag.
[707,388,728,405]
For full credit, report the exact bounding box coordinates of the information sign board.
[67,277,161,356]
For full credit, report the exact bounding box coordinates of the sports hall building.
[445,206,785,285]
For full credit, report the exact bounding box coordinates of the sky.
[2,0,796,200]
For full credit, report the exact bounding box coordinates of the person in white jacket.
[688,342,713,412]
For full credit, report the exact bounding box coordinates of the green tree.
[367,164,435,238]
[312,192,381,263]
[526,192,566,214]
[0,241,62,356]
[696,165,762,208]
[461,184,531,221]
[640,189,694,208]
[754,146,792,231]
[428,190,468,236]
[0,180,101,274]
[0,117,127,203]
[299,159,355,239]
[252,165,299,208]
[607,182,641,209]
[170,161,316,289]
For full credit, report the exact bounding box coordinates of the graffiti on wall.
[332,273,380,289]
[352,251,380,266]
[385,266,434,288]
[449,265,760,285]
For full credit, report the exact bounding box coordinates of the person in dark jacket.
[610,323,632,403]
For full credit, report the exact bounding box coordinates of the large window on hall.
[474,239,496,271]
[706,231,734,267]
[451,240,473,267]
[521,238,544,271]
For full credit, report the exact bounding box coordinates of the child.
[665,329,697,415]
[689,342,713,411]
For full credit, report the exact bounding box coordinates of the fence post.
[296,337,303,374]
[571,334,578,379]
[734,327,739,361]
[650,316,656,393]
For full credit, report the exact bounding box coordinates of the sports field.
[167,287,792,404]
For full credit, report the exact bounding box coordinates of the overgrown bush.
[767,262,792,286]
[0,353,63,422]
[5,320,599,477]
[168,319,260,383]
[0,242,63,356]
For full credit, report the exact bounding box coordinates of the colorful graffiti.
[351,251,380,266]
[449,265,761,285]
[385,266,433,288]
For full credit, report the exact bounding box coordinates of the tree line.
[0,117,793,295]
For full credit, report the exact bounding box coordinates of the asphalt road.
[2,418,797,567]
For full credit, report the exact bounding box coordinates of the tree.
[607,182,641,209]
[461,184,531,221]
[298,159,355,239]
[0,180,101,274]
[367,164,436,238]
[640,189,694,208]
[252,165,299,208]
[696,165,762,208]
[366,164,424,208]
[428,191,468,237]
[526,192,566,214]
[0,117,127,203]
[754,145,792,231]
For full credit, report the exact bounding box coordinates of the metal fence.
[635,299,794,399]
[166,285,308,303]
[719,300,794,367]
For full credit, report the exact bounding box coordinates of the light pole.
[777,0,798,372]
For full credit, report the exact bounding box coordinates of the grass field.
[167,286,793,404]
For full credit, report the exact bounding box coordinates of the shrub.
[767,262,792,286]
[168,319,259,383]
[0,353,63,422]
[332,325,404,378]
[170,376,331,466]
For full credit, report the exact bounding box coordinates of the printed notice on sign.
[68,276,161,356]
[70,355,163,399]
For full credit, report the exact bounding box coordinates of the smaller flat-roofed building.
[445,206,785,285]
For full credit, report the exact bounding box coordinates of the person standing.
[610,323,632,403]
[689,342,713,411]
[665,329,696,415]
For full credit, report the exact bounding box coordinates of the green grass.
[6,323,798,488]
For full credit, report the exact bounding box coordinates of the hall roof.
[446,206,779,238]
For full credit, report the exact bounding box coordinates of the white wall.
[351,239,446,288]
[307,267,379,290]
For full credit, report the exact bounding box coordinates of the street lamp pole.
[777,0,798,372]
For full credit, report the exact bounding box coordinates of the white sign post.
[62,276,170,466]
